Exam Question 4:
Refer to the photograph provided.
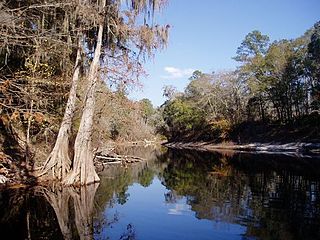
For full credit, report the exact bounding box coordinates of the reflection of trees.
[119,223,136,240]
[233,153,320,240]
[35,184,99,240]
[138,166,155,187]
[36,186,72,240]
[0,187,67,239]
[0,184,101,240]
[2,148,319,240]
[69,184,99,240]
[161,149,320,240]
[161,150,249,222]
[93,154,164,237]
[0,188,30,239]
[245,173,320,240]
[96,146,167,206]
[164,190,182,204]
[0,147,163,240]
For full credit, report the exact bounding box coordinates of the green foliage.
[234,30,270,62]
[237,24,318,122]
[163,98,204,137]
[209,119,232,139]
[189,70,204,80]
[138,168,155,187]
[160,70,247,140]
[139,98,154,123]
[160,22,320,142]
[306,21,320,110]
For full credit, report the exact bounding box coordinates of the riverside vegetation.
[0,0,169,186]
[159,23,320,146]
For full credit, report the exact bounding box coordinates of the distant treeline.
[158,22,320,142]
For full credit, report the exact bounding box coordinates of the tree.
[163,85,177,100]
[60,0,169,185]
[63,0,106,185]
[41,40,82,180]
[160,23,319,142]
[0,1,79,160]
[0,1,169,185]
[185,71,246,124]
[264,40,295,121]
[189,70,204,81]
[234,30,270,63]
[235,30,270,122]
[162,97,204,139]
[139,98,154,123]
[306,21,320,110]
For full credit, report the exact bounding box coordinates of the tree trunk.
[64,17,104,185]
[40,41,82,180]
[259,96,266,122]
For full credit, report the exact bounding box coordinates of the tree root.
[37,138,71,180]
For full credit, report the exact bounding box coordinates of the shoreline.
[163,141,320,158]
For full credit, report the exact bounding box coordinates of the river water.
[1,147,320,239]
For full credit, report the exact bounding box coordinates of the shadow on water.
[1,146,320,239]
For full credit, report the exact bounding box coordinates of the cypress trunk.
[40,40,82,180]
[64,20,104,186]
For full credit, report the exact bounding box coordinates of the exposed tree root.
[37,137,71,180]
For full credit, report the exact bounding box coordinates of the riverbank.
[164,141,320,157]
[0,141,162,188]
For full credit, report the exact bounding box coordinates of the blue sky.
[129,0,320,106]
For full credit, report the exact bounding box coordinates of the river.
[1,147,320,239]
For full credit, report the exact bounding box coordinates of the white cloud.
[162,66,194,79]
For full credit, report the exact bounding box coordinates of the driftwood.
[95,153,145,166]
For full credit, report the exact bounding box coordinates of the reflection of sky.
[95,177,247,240]
[168,203,191,216]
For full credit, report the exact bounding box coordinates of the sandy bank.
[164,141,320,158]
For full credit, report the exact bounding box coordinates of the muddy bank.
[164,141,320,158]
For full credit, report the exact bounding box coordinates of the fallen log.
[95,156,122,161]
[94,153,145,165]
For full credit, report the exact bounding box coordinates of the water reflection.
[0,147,320,239]
[0,183,100,240]
[159,150,320,239]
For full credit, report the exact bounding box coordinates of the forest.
[159,23,320,143]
